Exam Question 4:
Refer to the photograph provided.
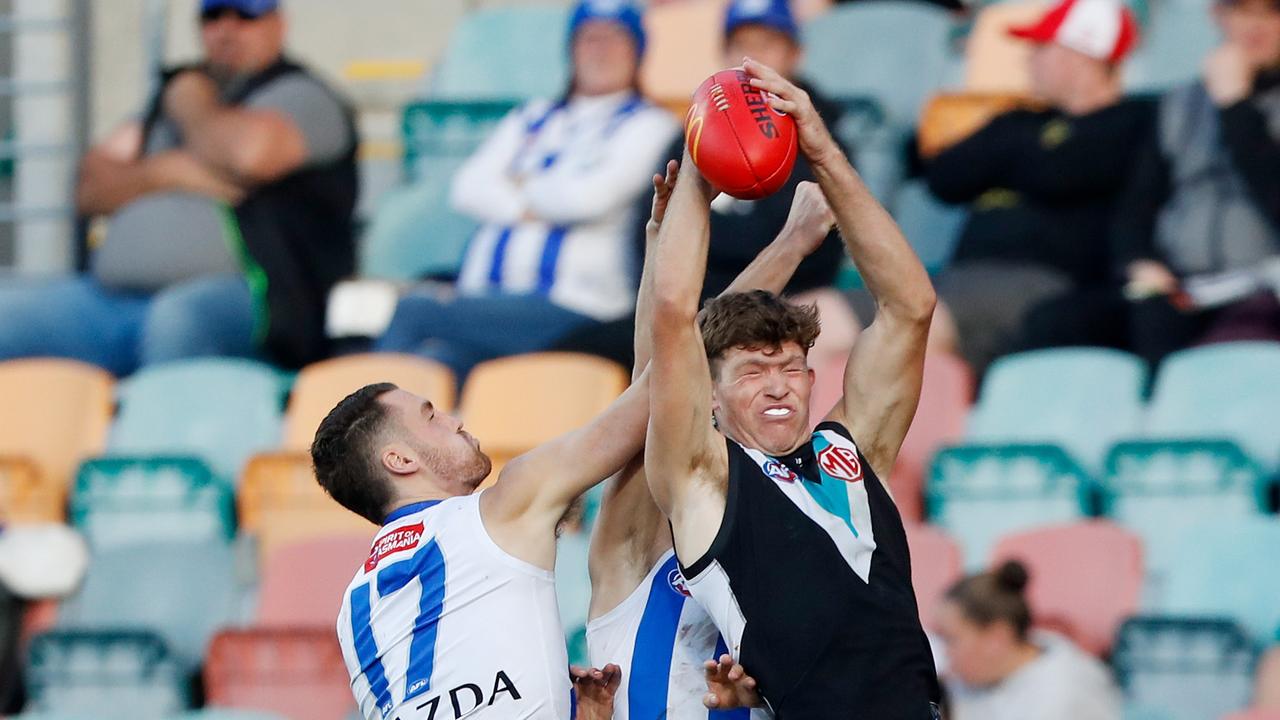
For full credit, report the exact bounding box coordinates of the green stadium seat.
[360,159,476,281]
[400,99,519,181]
[1113,616,1256,720]
[428,6,569,100]
[24,629,189,718]
[967,348,1148,471]
[801,2,956,128]
[1156,517,1280,641]
[891,180,965,274]
[1125,0,1220,91]
[927,443,1093,567]
[1102,440,1269,603]
[1145,342,1280,468]
[70,457,235,550]
[109,359,285,482]
[58,541,241,670]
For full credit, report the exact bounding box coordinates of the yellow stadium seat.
[282,353,456,451]
[964,1,1046,92]
[0,359,114,491]
[641,0,729,109]
[238,452,375,560]
[460,353,629,486]
[918,91,1040,158]
[0,456,62,524]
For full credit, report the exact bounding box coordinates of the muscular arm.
[749,59,935,481]
[643,151,728,561]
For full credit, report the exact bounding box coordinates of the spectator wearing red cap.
[1113,0,1280,369]
[920,0,1153,375]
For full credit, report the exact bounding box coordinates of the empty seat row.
[0,351,629,529]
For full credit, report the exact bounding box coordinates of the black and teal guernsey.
[678,421,941,719]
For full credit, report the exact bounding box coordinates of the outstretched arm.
[748,59,936,481]
[643,149,728,556]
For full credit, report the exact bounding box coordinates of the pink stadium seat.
[904,522,963,630]
[1222,711,1280,720]
[256,534,373,628]
[991,521,1143,656]
[205,628,354,720]
[892,353,972,522]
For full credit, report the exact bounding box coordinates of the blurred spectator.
[915,0,1151,375]
[934,560,1122,720]
[557,0,859,371]
[376,0,678,379]
[0,580,18,713]
[0,0,358,373]
[1112,0,1280,368]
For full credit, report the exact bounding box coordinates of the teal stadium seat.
[1103,440,1269,603]
[401,99,518,181]
[58,541,241,670]
[1113,616,1257,720]
[891,180,966,274]
[1156,517,1280,641]
[24,629,189,718]
[109,359,284,482]
[927,444,1093,568]
[70,457,235,550]
[360,158,476,281]
[1125,0,1220,91]
[1144,341,1280,468]
[428,6,569,100]
[800,1,955,127]
[967,348,1147,471]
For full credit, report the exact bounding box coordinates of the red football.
[684,67,798,200]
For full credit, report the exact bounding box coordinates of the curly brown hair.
[697,290,821,376]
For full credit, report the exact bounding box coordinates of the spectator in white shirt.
[934,561,1123,720]
[376,0,679,379]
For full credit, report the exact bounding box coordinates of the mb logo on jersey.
[763,459,799,483]
[365,522,424,572]
[818,445,863,483]
[667,569,692,597]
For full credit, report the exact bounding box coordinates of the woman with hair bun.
[934,560,1122,720]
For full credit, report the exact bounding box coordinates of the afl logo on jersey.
[763,459,799,483]
[818,445,864,483]
[667,569,692,597]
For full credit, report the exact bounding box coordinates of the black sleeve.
[1001,102,1158,201]
[1110,129,1173,274]
[923,113,1018,204]
[1218,100,1280,228]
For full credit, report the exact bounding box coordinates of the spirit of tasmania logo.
[365,522,424,572]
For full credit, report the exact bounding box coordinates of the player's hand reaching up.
[703,653,763,710]
[646,159,681,244]
[743,57,841,168]
[778,180,836,258]
[571,663,622,720]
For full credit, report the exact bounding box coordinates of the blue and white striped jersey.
[586,550,773,720]
[337,494,570,720]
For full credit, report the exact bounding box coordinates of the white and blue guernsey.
[337,494,571,720]
[586,549,773,720]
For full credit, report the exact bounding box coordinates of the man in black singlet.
[645,59,942,719]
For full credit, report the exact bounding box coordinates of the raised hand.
[742,57,841,168]
[646,159,681,242]
[703,653,763,710]
[571,663,622,720]
[779,180,837,257]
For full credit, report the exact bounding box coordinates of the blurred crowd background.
[0,0,1277,718]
